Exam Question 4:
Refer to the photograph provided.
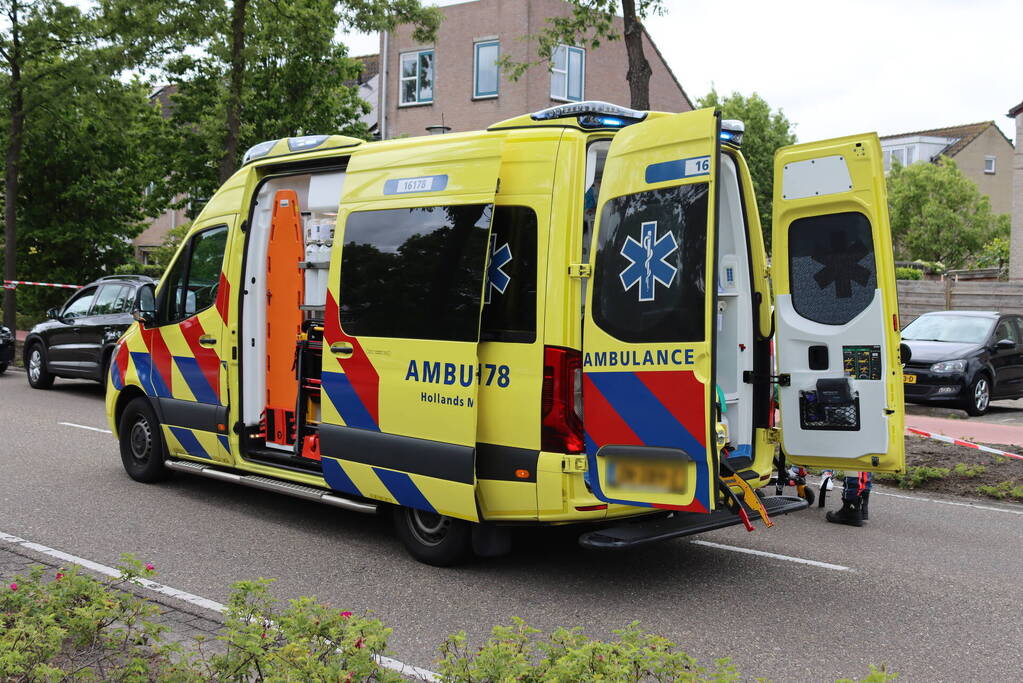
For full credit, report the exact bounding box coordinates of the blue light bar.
[287,135,329,152]
[242,139,279,165]
[531,100,647,123]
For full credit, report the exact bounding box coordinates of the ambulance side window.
[338,204,492,342]
[157,225,228,324]
[592,182,708,343]
[481,206,537,343]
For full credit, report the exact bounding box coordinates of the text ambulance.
[106,102,904,565]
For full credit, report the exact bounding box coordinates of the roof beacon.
[242,139,279,165]
[287,135,330,152]
[531,101,648,128]
[720,119,745,146]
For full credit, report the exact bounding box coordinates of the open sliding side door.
[772,134,905,473]
[582,108,721,512]
[319,135,504,521]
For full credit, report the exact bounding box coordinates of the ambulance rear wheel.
[393,507,472,566]
[119,397,171,483]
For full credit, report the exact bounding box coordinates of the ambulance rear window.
[338,204,493,341]
[592,183,708,343]
[481,206,537,343]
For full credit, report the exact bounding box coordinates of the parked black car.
[0,324,14,374]
[23,275,155,389]
[901,310,1023,416]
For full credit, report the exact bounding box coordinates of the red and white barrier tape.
[3,280,80,290]
[906,426,1023,461]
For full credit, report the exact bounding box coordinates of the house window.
[906,147,915,164]
[985,156,996,174]
[550,44,584,102]
[890,148,905,167]
[474,40,499,98]
[399,49,434,105]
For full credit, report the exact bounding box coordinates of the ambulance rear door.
[772,134,905,473]
[319,134,503,522]
[582,108,721,512]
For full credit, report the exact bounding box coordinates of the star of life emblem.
[619,221,678,302]
[485,235,513,304]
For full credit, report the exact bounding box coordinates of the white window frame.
[399,49,434,106]
[473,40,499,99]
[550,44,585,102]
[984,155,996,174]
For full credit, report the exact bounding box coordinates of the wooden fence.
[897,279,1023,326]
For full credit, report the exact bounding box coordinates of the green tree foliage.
[497,0,665,110]
[162,0,440,202]
[887,157,1010,269]
[697,88,797,248]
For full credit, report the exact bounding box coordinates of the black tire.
[26,344,54,389]
[801,485,815,506]
[392,506,472,566]
[963,374,991,416]
[0,361,7,375]
[118,397,171,483]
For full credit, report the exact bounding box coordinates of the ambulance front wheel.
[392,506,472,566]
[119,397,172,483]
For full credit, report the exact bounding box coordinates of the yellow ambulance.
[105,102,904,565]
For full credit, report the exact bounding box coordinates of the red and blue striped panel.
[322,292,380,431]
[584,369,710,512]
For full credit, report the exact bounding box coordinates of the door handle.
[330,342,354,358]
[198,335,217,347]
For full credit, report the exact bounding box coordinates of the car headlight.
[930,359,967,373]
[0,326,12,342]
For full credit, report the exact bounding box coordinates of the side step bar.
[165,459,378,514]
[578,495,808,550]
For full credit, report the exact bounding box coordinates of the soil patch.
[877,435,1023,501]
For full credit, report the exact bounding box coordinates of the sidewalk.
[0,543,224,649]
[905,414,1023,449]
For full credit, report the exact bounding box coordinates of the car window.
[994,318,1019,344]
[159,226,228,323]
[901,314,994,344]
[91,285,130,315]
[62,287,98,320]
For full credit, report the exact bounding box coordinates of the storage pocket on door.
[799,378,859,430]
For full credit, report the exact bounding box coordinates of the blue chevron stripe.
[322,457,362,497]
[373,468,436,513]
[168,426,212,460]
[174,356,218,404]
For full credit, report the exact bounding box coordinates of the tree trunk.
[621,0,651,111]
[218,0,249,184]
[3,1,24,332]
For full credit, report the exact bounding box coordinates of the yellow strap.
[721,474,774,528]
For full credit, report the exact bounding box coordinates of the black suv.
[24,275,155,389]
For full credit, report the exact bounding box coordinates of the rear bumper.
[578,495,808,550]
[902,370,967,402]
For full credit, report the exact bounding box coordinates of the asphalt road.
[1,372,1021,682]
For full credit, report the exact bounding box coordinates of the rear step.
[578,495,808,550]
[164,459,377,514]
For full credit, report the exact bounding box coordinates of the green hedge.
[0,556,898,682]
[894,267,923,280]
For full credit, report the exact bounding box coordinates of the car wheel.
[0,361,7,375]
[26,344,54,389]
[392,506,472,566]
[963,374,991,416]
[119,397,171,483]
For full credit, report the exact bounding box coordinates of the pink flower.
[144,563,155,572]
[340,611,353,619]
[354,636,365,649]
[9,583,16,591]
[55,573,64,581]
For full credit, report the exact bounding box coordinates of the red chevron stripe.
[140,326,173,395]
[179,317,221,402]
[582,374,642,447]
[115,340,129,387]
[324,291,379,425]
[633,370,707,447]
[215,272,230,324]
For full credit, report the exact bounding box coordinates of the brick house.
[879,121,1014,215]
[378,0,692,139]
[1007,99,1023,279]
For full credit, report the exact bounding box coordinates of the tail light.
[541,346,584,453]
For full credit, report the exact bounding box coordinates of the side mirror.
[46,307,60,320]
[132,283,157,327]
[995,338,1015,350]
[899,343,912,365]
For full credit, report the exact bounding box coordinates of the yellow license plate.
[903,374,916,384]
[609,460,687,493]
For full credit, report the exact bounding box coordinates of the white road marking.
[872,490,1023,515]
[59,422,112,434]
[690,539,851,572]
[0,530,440,681]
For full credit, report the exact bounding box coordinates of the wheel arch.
[113,385,150,439]
[22,334,44,364]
